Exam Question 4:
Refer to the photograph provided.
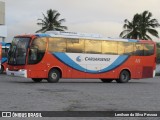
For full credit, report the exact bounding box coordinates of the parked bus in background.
[0,44,1,71]
[6,31,156,83]
[0,42,10,74]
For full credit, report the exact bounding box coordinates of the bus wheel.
[101,79,113,83]
[0,66,4,74]
[116,70,130,83]
[48,69,60,83]
[32,78,43,83]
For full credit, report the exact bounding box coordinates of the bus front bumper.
[6,68,27,78]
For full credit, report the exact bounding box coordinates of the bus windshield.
[8,37,30,65]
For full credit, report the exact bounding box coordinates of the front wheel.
[116,70,130,83]
[47,69,60,83]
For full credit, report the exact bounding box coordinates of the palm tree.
[120,11,160,40]
[120,14,141,39]
[36,9,67,33]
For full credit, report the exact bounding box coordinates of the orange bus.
[6,31,156,83]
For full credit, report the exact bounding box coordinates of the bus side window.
[144,44,154,56]
[102,41,118,55]
[85,40,102,54]
[123,42,134,55]
[118,42,124,55]
[28,48,38,64]
[66,39,84,53]
[134,43,144,56]
[28,38,47,64]
[117,42,134,55]
[48,38,66,52]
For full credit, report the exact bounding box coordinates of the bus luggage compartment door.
[27,62,48,78]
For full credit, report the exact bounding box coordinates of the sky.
[1,0,160,42]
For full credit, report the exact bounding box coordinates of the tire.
[0,65,4,74]
[47,69,60,83]
[101,79,113,83]
[32,78,43,83]
[116,70,130,83]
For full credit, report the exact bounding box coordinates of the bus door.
[27,38,48,78]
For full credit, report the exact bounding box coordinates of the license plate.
[11,73,14,76]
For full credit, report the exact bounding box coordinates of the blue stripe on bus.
[53,53,129,74]
[101,55,129,72]
[35,33,50,37]
[127,39,138,42]
[2,57,7,64]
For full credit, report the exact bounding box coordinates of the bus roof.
[0,42,7,46]
[15,31,155,43]
[35,31,139,42]
[0,42,10,46]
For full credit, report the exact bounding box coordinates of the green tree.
[36,9,67,33]
[120,11,160,40]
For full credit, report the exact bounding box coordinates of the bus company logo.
[76,56,83,62]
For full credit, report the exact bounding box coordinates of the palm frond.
[36,9,67,33]
[120,10,160,40]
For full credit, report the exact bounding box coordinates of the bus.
[0,44,1,71]
[0,42,10,74]
[6,31,156,83]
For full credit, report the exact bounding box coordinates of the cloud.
[7,18,40,41]
[67,21,122,38]
[3,0,160,41]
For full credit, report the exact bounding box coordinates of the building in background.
[0,1,7,42]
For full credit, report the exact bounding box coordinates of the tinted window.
[134,43,144,56]
[66,38,84,53]
[144,44,154,56]
[85,40,101,54]
[118,42,134,55]
[102,41,118,54]
[48,38,66,52]
[28,38,47,64]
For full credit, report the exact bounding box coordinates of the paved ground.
[0,74,160,120]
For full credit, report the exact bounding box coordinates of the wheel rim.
[51,73,57,79]
[122,73,127,80]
